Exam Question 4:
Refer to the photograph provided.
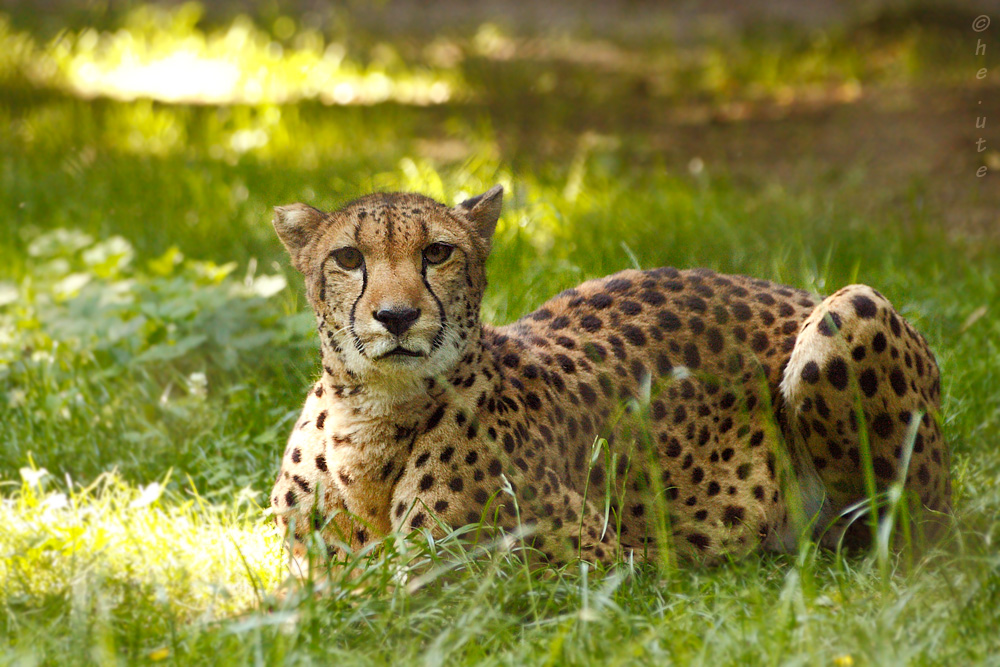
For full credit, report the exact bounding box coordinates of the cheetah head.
[273,186,503,397]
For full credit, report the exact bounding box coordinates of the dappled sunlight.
[6,3,462,106]
[70,48,243,104]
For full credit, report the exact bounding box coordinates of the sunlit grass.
[1,468,282,615]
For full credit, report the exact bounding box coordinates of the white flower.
[7,389,27,408]
[250,274,286,298]
[42,493,69,511]
[187,372,208,399]
[0,282,18,307]
[53,273,92,300]
[130,482,164,508]
[20,467,49,488]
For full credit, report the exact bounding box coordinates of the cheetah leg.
[271,428,368,575]
[646,411,811,561]
[780,285,951,550]
[518,471,625,566]
[394,465,623,566]
[614,380,806,561]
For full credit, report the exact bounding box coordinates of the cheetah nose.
[373,306,421,337]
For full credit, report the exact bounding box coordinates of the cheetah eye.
[332,247,364,271]
[423,243,454,266]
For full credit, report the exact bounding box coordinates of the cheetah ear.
[457,185,503,243]
[273,203,325,272]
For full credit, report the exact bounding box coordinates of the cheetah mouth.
[378,347,426,359]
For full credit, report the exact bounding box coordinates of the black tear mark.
[348,255,369,357]
[421,247,448,353]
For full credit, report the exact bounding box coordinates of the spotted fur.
[269,186,951,565]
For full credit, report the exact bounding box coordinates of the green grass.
[1,3,999,665]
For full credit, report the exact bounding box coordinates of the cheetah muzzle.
[268,185,952,566]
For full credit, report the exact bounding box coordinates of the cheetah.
[268,186,951,565]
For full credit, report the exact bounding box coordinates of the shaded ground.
[284,0,989,243]
[360,1,1000,242]
[10,0,1000,36]
[485,83,1000,242]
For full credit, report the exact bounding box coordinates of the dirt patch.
[651,84,1000,241]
